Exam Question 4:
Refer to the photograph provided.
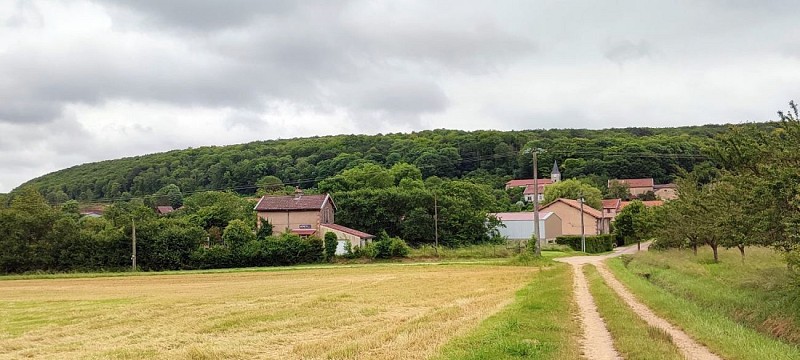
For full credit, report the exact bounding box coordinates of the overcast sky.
[1,1,798,192]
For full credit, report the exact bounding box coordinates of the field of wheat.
[0,264,537,360]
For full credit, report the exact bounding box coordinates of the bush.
[324,232,338,261]
[190,246,233,269]
[555,234,614,253]
[388,237,410,258]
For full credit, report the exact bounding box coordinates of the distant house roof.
[489,212,554,221]
[653,183,677,189]
[602,199,621,210]
[254,194,335,211]
[522,183,553,195]
[156,206,175,214]
[507,178,553,188]
[619,200,664,210]
[540,198,603,219]
[608,178,655,189]
[321,224,375,239]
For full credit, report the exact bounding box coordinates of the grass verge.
[607,255,800,360]
[434,263,581,360]
[584,264,683,360]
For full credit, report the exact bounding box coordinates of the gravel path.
[595,262,722,360]
[555,243,720,360]
[569,261,622,360]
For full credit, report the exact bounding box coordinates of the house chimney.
[294,186,303,199]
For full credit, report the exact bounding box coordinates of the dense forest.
[14,125,737,204]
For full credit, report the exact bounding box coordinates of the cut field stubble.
[0,265,537,360]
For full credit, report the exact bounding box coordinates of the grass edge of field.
[433,263,581,360]
[0,250,574,281]
[606,257,800,360]
[583,264,683,360]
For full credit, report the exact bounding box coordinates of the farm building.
[254,189,374,253]
[489,211,562,242]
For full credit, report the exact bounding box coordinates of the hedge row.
[555,234,614,253]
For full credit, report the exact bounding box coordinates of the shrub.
[388,237,410,258]
[324,232,338,261]
[555,234,614,253]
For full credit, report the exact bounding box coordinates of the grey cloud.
[604,40,652,66]
[349,80,448,115]
[104,0,301,31]
[5,0,43,28]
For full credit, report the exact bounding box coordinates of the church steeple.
[551,160,561,182]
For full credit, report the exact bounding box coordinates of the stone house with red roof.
[253,189,374,253]
[538,198,608,236]
[608,178,655,197]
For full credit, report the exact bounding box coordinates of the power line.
[52,147,711,206]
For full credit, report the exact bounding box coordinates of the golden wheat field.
[0,264,537,360]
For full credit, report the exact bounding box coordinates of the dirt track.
[556,243,721,360]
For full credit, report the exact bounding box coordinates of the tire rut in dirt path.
[595,262,722,360]
[570,263,622,360]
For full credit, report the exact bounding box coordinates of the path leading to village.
[556,243,721,360]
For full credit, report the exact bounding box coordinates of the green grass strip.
[584,264,683,360]
[607,258,800,360]
[434,263,581,360]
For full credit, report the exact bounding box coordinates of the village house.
[507,161,562,202]
[538,198,608,236]
[654,183,678,200]
[490,211,562,243]
[608,178,678,200]
[608,178,654,197]
[601,198,622,219]
[254,189,374,254]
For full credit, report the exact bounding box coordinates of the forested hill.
[17,124,749,203]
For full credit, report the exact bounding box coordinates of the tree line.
[628,102,800,268]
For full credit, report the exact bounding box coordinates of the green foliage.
[153,184,183,208]
[555,235,614,253]
[606,181,631,200]
[614,200,654,247]
[543,179,603,210]
[222,219,255,252]
[324,232,338,260]
[256,220,273,240]
[17,127,724,203]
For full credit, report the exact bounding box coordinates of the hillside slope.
[17,125,737,203]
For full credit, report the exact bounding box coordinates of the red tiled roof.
[489,212,554,221]
[156,206,175,214]
[619,200,664,210]
[522,183,552,195]
[291,229,317,236]
[602,199,621,210]
[321,224,375,239]
[653,183,677,189]
[540,198,603,219]
[506,179,553,188]
[609,178,654,189]
[254,194,334,211]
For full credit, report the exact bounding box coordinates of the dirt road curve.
[556,243,721,360]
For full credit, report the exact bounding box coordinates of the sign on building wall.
[299,224,312,229]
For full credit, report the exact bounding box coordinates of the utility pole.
[131,217,137,272]
[533,150,541,256]
[434,193,439,257]
[579,195,586,253]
